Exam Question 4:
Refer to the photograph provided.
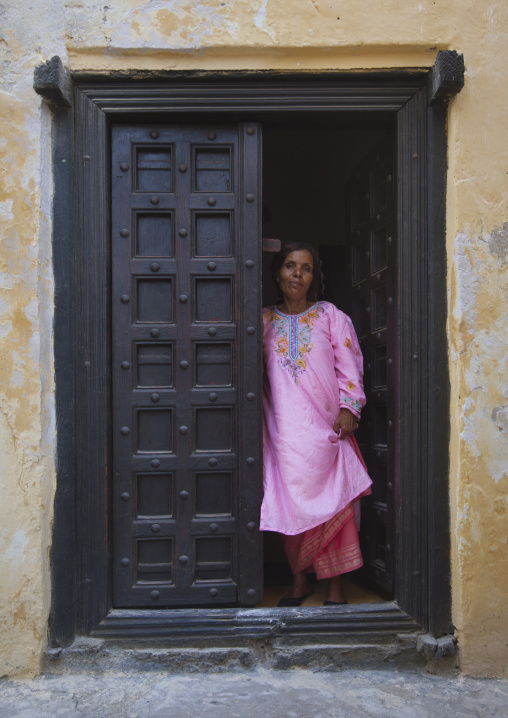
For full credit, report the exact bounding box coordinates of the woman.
[261,242,372,606]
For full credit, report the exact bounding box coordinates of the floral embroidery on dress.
[344,337,352,348]
[265,303,325,384]
[341,396,362,414]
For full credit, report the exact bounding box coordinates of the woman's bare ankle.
[326,576,345,603]
[285,571,311,598]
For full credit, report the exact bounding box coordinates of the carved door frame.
[43,56,464,646]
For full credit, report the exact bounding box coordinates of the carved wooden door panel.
[111,123,262,607]
[347,138,396,596]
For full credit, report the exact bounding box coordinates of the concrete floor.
[1,668,507,718]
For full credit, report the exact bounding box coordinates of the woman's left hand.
[333,408,359,439]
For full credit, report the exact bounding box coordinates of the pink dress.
[261,301,372,538]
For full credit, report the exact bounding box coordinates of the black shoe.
[277,593,311,607]
[323,599,348,605]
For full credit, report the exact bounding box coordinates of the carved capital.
[429,50,465,106]
[34,56,73,108]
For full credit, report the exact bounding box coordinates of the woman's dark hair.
[271,242,325,302]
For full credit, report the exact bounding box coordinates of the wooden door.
[111,123,262,607]
[347,137,396,596]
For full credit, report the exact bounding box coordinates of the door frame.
[43,55,464,646]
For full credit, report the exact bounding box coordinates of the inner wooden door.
[111,123,263,607]
[347,137,396,596]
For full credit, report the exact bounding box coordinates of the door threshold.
[92,601,420,641]
[46,602,428,674]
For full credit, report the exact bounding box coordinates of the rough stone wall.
[0,0,506,678]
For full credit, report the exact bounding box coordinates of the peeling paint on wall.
[108,0,245,51]
[488,222,508,264]
[0,35,56,675]
[448,219,508,675]
[450,226,508,481]
[492,404,508,433]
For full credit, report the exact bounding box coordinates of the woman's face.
[277,249,314,303]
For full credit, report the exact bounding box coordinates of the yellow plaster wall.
[1,0,507,677]
[0,88,55,675]
[446,9,508,674]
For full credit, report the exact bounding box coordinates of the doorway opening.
[259,121,395,608]
[108,117,397,612]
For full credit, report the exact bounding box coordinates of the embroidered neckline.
[273,302,320,319]
[265,302,325,383]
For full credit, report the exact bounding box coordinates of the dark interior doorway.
[260,122,395,606]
